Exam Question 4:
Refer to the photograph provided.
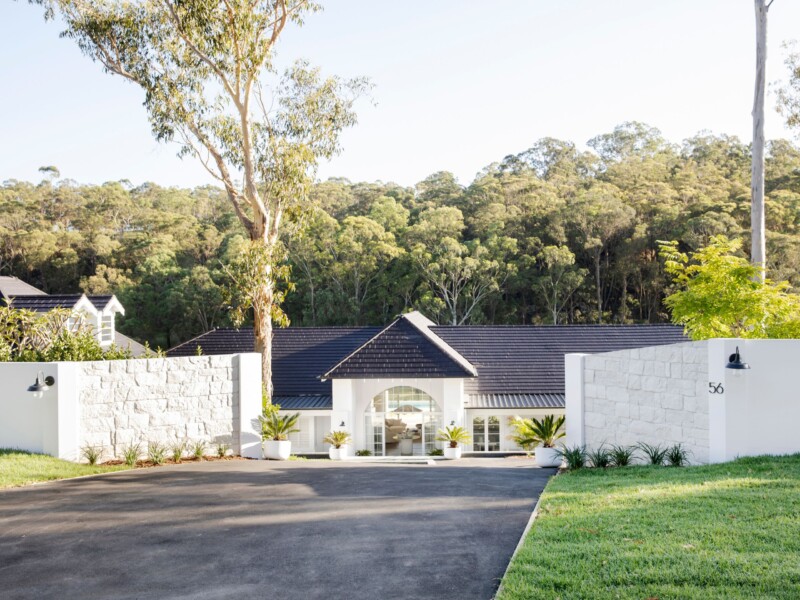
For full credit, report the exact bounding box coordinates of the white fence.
[0,353,263,461]
[566,338,800,464]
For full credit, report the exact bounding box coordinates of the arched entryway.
[364,386,443,456]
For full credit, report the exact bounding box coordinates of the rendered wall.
[0,353,262,461]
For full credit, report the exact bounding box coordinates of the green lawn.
[0,448,130,489]
[498,455,800,600]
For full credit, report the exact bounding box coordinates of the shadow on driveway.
[0,458,553,600]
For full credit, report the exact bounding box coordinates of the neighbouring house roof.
[322,313,477,380]
[114,332,147,357]
[166,317,686,410]
[0,276,47,299]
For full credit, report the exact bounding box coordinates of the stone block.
[660,392,683,410]
[584,412,607,428]
[642,376,667,393]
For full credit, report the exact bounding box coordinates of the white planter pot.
[329,445,349,460]
[535,446,561,467]
[444,446,462,460]
[263,440,291,460]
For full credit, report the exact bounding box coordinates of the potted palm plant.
[260,411,300,460]
[511,414,565,467]
[435,425,471,459]
[323,430,352,460]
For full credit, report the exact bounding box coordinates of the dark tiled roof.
[87,295,114,310]
[432,324,686,395]
[273,395,332,410]
[167,327,381,397]
[324,317,476,379]
[6,294,86,312]
[467,393,565,409]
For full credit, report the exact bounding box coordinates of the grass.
[498,455,800,600]
[0,448,130,489]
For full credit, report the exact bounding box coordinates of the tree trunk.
[253,277,274,402]
[752,0,769,281]
[594,251,603,323]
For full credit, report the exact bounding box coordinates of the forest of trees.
[2,122,800,348]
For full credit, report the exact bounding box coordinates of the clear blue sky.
[2,0,799,188]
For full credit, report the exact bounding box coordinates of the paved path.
[0,458,553,600]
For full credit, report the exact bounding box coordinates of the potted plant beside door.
[260,410,300,460]
[511,414,565,467]
[435,425,472,459]
[323,430,352,460]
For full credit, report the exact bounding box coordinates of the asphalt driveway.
[0,458,553,600]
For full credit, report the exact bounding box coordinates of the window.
[370,386,436,413]
[473,416,501,451]
[100,315,114,344]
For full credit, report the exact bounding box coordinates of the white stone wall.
[77,354,259,460]
[581,341,710,463]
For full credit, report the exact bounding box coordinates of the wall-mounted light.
[28,371,55,398]
[449,420,455,426]
[339,421,345,427]
[725,347,751,370]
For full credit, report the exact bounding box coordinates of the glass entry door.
[472,416,500,451]
[364,386,442,457]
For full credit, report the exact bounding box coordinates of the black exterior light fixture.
[28,371,55,397]
[339,420,345,427]
[725,346,751,370]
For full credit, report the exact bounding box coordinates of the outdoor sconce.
[449,420,455,426]
[28,371,55,398]
[725,347,751,370]
[339,421,345,427]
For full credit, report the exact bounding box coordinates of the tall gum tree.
[31,0,368,398]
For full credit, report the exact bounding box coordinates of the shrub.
[637,442,669,465]
[510,414,565,449]
[666,443,691,467]
[609,444,636,467]
[355,449,373,457]
[170,441,187,463]
[191,440,207,460]
[427,448,444,457]
[587,445,612,468]
[435,425,472,448]
[260,411,300,441]
[122,442,140,467]
[216,442,230,458]
[556,445,587,470]
[323,430,352,449]
[147,442,166,465]
[81,445,102,466]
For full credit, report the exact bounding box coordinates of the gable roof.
[431,324,686,397]
[322,312,477,380]
[6,294,98,314]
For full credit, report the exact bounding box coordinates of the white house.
[169,311,685,456]
[0,276,145,355]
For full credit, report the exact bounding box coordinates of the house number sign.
[708,382,724,394]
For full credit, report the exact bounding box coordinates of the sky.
[2,0,800,189]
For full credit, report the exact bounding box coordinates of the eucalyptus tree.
[32,0,367,396]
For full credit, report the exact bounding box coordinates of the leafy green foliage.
[215,442,230,458]
[426,448,444,457]
[587,445,612,468]
[636,442,669,465]
[510,415,566,449]
[170,441,187,463]
[666,443,691,467]
[609,444,636,467]
[556,445,587,470]
[191,440,207,460]
[80,445,101,466]
[435,425,472,448]
[147,442,167,465]
[355,449,373,457]
[260,412,300,441]
[661,236,800,340]
[122,443,140,467]
[322,430,352,449]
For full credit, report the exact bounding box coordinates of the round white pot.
[535,446,561,467]
[444,446,462,460]
[263,440,291,460]
[329,445,350,460]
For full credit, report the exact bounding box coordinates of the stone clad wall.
[78,354,247,459]
[581,341,710,463]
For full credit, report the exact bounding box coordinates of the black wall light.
[339,421,345,427]
[28,371,55,395]
[726,347,751,370]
